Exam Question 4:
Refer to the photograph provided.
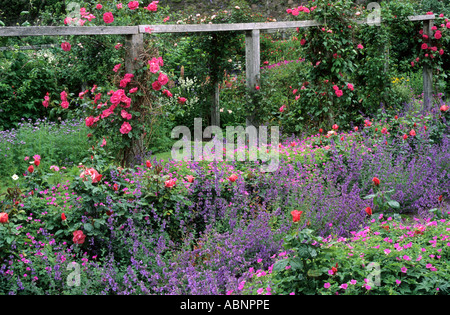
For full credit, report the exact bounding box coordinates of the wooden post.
[211,82,220,128]
[423,19,433,109]
[125,33,143,73]
[245,29,260,136]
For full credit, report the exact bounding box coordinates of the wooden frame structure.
[0,14,437,127]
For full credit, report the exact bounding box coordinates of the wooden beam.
[125,33,143,74]
[422,19,434,109]
[0,26,139,37]
[0,15,435,38]
[245,29,260,139]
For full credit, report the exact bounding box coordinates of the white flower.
[235,6,240,9]
[228,110,232,114]
[12,174,19,181]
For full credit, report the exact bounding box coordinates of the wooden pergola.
[0,14,437,129]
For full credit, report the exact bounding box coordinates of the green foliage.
[0,50,59,130]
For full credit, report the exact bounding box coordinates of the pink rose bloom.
[186,175,194,183]
[158,72,168,85]
[129,87,138,93]
[145,1,158,11]
[357,44,364,49]
[421,43,428,50]
[120,121,132,134]
[152,81,162,91]
[110,89,125,104]
[61,101,69,109]
[435,30,442,39]
[347,83,354,91]
[165,178,177,188]
[121,110,132,120]
[60,90,68,101]
[178,97,187,104]
[85,116,95,127]
[103,12,114,24]
[61,42,71,51]
[113,64,122,72]
[117,3,123,9]
[80,168,102,183]
[162,89,172,97]
[148,61,160,73]
[72,230,86,244]
[128,1,139,10]
[96,4,102,9]
[335,89,343,97]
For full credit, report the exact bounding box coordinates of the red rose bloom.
[372,177,380,186]
[72,230,86,244]
[291,210,303,222]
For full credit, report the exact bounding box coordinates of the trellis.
[0,14,436,130]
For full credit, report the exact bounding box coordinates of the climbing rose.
[347,83,354,91]
[127,1,139,10]
[440,104,449,112]
[61,42,71,51]
[435,30,442,39]
[365,207,372,216]
[357,44,364,49]
[119,121,132,134]
[332,124,339,130]
[409,129,416,136]
[103,12,114,24]
[61,213,67,220]
[152,81,162,91]
[178,97,187,104]
[61,101,69,109]
[72,230,86,244]
[146,160,152,168]
[28,165,34,173]
[113,63,122,72]
[145,1,158,11]
[158,72,169,85]
[403,134,408,140]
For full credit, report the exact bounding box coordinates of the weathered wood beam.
[0,26,139,37]
[422,19,434,109]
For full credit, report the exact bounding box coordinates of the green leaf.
[84,222,93,232]
[273,259,289,272]
[363,194,378,200]
[387,200,400,209]
[307,269,322,278]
